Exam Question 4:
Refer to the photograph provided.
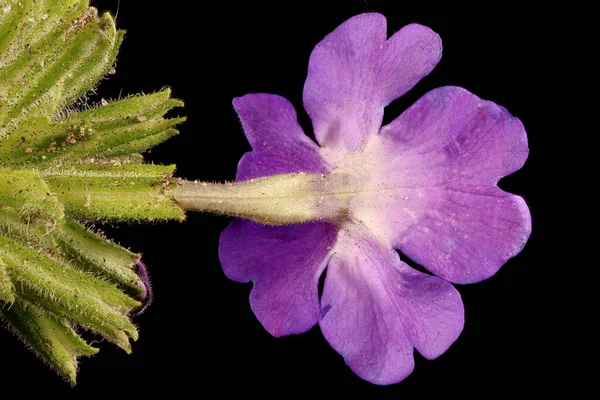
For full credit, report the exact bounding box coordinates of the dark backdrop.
[1,1,577,396]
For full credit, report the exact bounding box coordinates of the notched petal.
[232,94,330,181]
[303,13,442,163]
[342,86,531,283]
[395,186,531,283]
[319,224,464,385]
[219,219,336,337]
[380,86,529,184]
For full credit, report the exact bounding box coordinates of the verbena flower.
[212,14,531,385]
[0,3,531,386]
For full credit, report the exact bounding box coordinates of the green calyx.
[0,0,185,384]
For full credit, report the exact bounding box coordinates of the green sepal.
[0,170,145,295]
[0,255,15,303]
[0,235,139,351]
[0,169,64,258]
[42,163,184,221]
[0,89,184,167]
[0,0,187,383]
[54,220,143,296]
[0,2,119,136]
[0,1,86,65]
[0,168,64,223]
[1,298,98,385]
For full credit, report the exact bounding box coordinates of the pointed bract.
[0,0,186,383]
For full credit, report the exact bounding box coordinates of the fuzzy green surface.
[0,0,185,383]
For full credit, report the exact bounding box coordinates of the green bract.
[0,0,185,383]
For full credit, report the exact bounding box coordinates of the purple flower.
[131,261,153,317]
[218,14,531,385]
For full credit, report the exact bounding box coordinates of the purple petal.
[366,86,531,283]
[131,261,152,317]
[319,225,464,385]
[232,94,330,181]
[390,184,530,284]
[303,13,441,164]
[380,86,529,185]
[219,219,337,337]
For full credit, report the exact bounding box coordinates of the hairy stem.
[169,172,351,225]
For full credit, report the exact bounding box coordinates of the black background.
[0,1,582,396]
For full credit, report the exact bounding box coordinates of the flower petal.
[131,261,153,317]
[219,219,336,337]
[384,86,530,283]
[319,224,464,385]
[393,185,530,284]
[233,94,330,181]
[303,13,441,164]
[343,86,530,283]
[380,86,529,185]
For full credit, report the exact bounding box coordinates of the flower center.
[169,135,410,246]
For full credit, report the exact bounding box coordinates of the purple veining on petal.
[303,13,441,164]
[339,86,531,283]
[219,219,336,337]
[232,93,331,181]
[379,86,529,185]
[392,185,531,284]
[319,224,464,385]
[131,261,153,317]
[217,13,531,386]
